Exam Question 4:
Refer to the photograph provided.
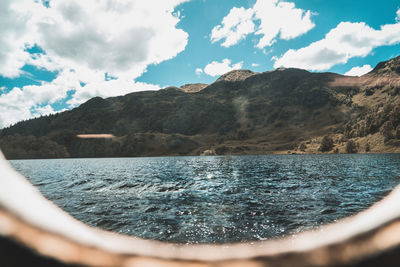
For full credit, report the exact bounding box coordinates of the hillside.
[1,56,400,159]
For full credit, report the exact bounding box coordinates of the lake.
[9,154,400,244]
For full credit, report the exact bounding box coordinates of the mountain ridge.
[370,55,400,76]
[1,56,400,159]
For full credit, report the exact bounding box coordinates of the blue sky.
[137,0,400,86]
[0,0,399,128]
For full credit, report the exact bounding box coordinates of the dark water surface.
[9,154,400,244]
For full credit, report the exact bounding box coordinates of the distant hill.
[1,56,400,159]
[215,69,258,82]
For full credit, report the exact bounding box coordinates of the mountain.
[215,69,258,82]
[1,56,400,159]
[178,83,208,93]
[370,55,400,76]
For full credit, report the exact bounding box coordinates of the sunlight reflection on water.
[10,154,400,244]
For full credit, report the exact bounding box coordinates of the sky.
[0,0,399,128]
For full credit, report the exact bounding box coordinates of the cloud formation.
[344,65,373,76]
[253,0,315,48]
[211,0,315,48]
[0,69,159,128]
[274,9,400,71]
[211,7,255,47]
[32,0,189,79]
[201,59,243,77]
[0,0,188,127]
[0,0,32,78]
[195,68,203,76]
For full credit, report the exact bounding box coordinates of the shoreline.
[5,150,400,161]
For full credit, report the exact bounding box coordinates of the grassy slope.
[1,56,400,159]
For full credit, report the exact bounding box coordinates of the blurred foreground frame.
[1,151,400,267]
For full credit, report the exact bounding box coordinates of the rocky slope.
[1,56,400,159]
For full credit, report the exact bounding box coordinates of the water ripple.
[9,154,400,244]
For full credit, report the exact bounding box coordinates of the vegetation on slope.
[1,56,400,159]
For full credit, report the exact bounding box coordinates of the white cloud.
[344,65,373,76]
[274,9,400,71]
[26,0,189,79]
[32,105,55,117]
[397,9,400,22]
[253,0,315,48]
[0,0,187,127]
[0,0,33,78]
[67,79,159,107]
[27,53,63,72]
[0,68,160,128]
[211,7,255,47]
[0,69,79,127]
[202,59,243,77]
[195,68,203,76]
[252,63,260,67]
[211,0,315,49]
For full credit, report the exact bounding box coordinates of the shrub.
[396,126,400,139]
[365,143,370,152]
[298,143,307,152]
[346,140,358,153]
[380,121,394,141]
[319,136,334,152]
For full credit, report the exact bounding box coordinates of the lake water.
[9,154,400,244]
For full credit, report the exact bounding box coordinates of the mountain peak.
[371,55,400,75]
[216,69,258,82]
[179,83,208,93]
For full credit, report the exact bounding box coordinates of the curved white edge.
[1,150,400,261]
